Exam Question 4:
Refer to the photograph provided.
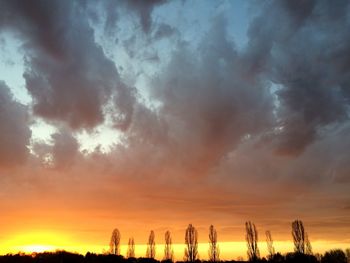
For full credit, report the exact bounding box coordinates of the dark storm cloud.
[0,0,135,130]
[144,16,275,174]
[245,0,350,155]
[0,81,31,168]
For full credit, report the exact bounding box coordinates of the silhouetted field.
[0,250,349,263]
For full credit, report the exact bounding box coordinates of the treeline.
[1,219,349,263]
[1,250,350,263]
[108,219,350,263]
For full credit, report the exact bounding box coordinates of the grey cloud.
[32,128,80,170]
[147,15,274,175]
[0,0,136,130]
[93,0,167,35]
[245,0,350,155]
[127,103,169,146]
[153,23,178,40]
[51,128,80,170]
[0,81,31,168]
[111,82,137,131]
[123,0,167,33]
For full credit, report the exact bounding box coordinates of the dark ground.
[0,251,347,263]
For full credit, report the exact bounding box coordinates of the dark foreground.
[0,251,348,263]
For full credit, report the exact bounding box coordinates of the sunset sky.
[0,0,350,260]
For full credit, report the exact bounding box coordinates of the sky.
[0,0,350,260]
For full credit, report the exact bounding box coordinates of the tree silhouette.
[305,233,313,255]
[146,230,156,259]
[265,230,275,259]
[345,248,350,263]
[109,228,121,255]
[164,230,174,262]
[292,219,312,254]
[292,220,305,253]
[127,237,135,258]
[321,249,347,263]
[245,221,260,261]
[184,224,198,262]
[285,251,318,263]
[208,225,220,262]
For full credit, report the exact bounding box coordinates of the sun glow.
[18,245,56,253]
[1,231,70,254]
[1,231,349,260]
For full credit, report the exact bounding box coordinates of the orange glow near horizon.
[1,231,71,254]
[1,231,349,261]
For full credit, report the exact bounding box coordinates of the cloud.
[0,0,136,130]
[51,128,80,170]
[92,0,168,36]
[0,0,350,247]
[31,126,82,170]
[152,23,178,40]
[245,0,350,155]
[147,15,274,175]
[123,0,168,33]
[0,81,31,168]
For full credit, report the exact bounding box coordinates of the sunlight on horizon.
[16,245,56,253]
[1,235,349,261]
[1,231,71,254]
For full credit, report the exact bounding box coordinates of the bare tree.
[292,220,305,253]
[245,221,260,261]
[184,224,198,262]
[208,225,220,262]
[292,219,312,254]
[265,230,275,259]
[127,237,135,258]
[164,230,174,262]
[146,230,156,259]
[110,228,121,255]
[305,233,312,255]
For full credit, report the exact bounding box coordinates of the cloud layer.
[0,81,31,168]
[1,0,136,130]
[0,0,350,251]
[246,0,350,155]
